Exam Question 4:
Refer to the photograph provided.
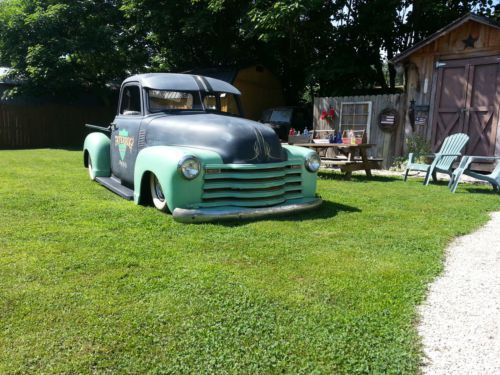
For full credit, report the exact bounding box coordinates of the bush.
[406,134,431,163]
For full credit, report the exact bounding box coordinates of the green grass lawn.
[1,149,499,374]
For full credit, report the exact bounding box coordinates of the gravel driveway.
[418,212,500,375]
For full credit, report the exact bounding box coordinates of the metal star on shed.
[462,34,478,49]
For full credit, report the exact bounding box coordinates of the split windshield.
[147,89,240,116]
[201,92,240,116]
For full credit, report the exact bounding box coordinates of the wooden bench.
[293,143,383,179]
[321,158,383,178]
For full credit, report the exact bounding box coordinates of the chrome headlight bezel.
[304,153,321,172]
[177,155,201,180]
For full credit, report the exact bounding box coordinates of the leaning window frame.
[339,101,372,142]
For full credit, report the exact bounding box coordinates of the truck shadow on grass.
[210,200,361,227]
[318,171,402,183]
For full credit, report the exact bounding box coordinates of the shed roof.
[392,13,500,63]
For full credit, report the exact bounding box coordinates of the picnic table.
[293,143,382,178]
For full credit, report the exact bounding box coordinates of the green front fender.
[83,132,111,178]
[282,145,319,197]
[133,146,223,211]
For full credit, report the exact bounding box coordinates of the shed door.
[432,55,500,161]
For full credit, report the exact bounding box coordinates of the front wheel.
[88,156,96,180]
[150,174,169,212]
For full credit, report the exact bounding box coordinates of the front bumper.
[172,197,322,223]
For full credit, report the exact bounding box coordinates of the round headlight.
[178,156,201,180]
[305,153,321,172]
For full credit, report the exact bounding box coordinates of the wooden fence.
[0,102,115,149]
[313,94,407,168]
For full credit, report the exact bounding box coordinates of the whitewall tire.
[88,157,96,180]
[150,173,169,212]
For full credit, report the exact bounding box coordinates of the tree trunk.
[387,44,396,89]
[373,41,388,90]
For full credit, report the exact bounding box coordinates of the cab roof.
[122,73,241,95]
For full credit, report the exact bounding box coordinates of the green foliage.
[244,0,335,101]
[0,0,497,99]
[0,0,135,95]
[391,156,407,171]
[1,149,500,373]
[406,134,432,162]
[120,0,257,71]
[402,0,495,45]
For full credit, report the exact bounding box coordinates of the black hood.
[145,113,287,164]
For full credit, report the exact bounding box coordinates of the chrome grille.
[200,163,304,207]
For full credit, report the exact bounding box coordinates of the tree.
[120,0,259,71]
[0,0,496,100]
[0,0,133,96]
[315,0,496,95]
[243,0,337,102]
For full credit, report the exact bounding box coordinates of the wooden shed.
[185,65,285,121]
[392,13,500,171]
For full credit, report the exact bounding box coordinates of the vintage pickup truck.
[83,73,322,222]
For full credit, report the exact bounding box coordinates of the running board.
[95,176,134,200]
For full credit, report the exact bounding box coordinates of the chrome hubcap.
[154,177,165,201]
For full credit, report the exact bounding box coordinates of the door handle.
[111,123,118,131]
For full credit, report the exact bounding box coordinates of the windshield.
[148,90,202,112]
[147,89,241,116]
[202,92,241,116]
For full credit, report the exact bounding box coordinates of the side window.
[120,85,142,115]
[220,93,240,116]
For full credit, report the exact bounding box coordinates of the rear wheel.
[150,173,169,212]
